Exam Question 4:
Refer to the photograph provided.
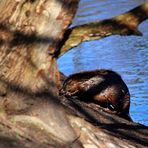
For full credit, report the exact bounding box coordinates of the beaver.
[59,69,132,121]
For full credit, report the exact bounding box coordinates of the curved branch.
[58,3,148,57]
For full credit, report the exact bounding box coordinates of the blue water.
[58,0,148,126]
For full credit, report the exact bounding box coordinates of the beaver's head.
[106,92,132,121]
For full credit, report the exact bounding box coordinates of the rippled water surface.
[58,0,148,126]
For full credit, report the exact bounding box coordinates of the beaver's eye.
[108,104,115,111]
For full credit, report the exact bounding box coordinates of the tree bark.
[0,1,148,148]
[0,0,82,147]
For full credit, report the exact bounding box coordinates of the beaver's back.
[59,69,131,119]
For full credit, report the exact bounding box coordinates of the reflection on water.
[58,0,148,126]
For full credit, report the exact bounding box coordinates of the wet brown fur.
[59,69,131,121]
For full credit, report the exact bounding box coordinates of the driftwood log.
[0,0,147,147]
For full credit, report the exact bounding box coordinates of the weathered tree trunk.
[0,0,82,147]
[0,1,148,148]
